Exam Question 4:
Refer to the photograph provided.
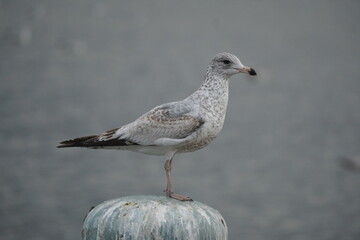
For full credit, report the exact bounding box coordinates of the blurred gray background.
[1,0,360,239]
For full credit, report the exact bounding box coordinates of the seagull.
[57,52,256,201]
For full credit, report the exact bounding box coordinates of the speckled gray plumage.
[58,52,255,156]
[58,52,256,200]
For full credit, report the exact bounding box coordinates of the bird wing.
[57,102,204,148]
[121,102,204,145]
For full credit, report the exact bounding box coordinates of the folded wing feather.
[57,102,204,148]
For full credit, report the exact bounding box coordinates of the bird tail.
[57,127,139,148]
[57,135,98,148]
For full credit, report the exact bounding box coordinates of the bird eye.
[222,60,231,64]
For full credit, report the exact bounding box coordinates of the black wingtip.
[249,68,257,76]
[57,144,72,148]
[56,135,99,149]
[57,141,76,148]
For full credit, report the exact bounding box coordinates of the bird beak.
[235,66,257,76]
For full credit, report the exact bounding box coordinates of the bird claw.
[166,191,193,201]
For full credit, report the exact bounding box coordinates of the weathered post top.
[82,195,228,240]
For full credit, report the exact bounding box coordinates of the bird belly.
[88,145,173,156]
[176,120,223,153]
[127,145,175,156]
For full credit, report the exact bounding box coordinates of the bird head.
[210,52,256,78]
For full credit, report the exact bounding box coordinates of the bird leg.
[164,159,192,201]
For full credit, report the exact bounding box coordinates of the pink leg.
[164,159,192,201]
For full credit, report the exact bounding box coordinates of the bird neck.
[189,69,229,108]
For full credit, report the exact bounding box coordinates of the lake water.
[1,1,360,239]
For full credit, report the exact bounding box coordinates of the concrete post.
[82,195,228,240]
